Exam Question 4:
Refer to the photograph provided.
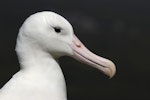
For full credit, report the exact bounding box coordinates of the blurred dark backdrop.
[0,0,150,99]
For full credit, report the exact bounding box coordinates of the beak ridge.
[70,34,116,78]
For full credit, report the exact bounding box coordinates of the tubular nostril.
[73,36,82,48]
[77,44,81,47]
[76,42,81,48]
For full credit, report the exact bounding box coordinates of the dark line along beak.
[70,34,116,78]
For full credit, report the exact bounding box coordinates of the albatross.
[0,11,116,100]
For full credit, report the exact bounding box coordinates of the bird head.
[16,11,116,78]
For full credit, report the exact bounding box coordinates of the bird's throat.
[16,45,67,100]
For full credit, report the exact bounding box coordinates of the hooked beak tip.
[108,61,116,79]
[96,59,116,79]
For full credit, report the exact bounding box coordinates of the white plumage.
[0,11,116,100]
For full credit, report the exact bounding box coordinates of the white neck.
[14,36,67,100]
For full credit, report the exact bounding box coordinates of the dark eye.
[54,27,61,33]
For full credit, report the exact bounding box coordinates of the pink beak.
[70,34,116,78]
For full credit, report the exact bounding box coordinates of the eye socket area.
[53,27,61,33]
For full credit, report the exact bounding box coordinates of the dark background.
[0,0,150,99]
